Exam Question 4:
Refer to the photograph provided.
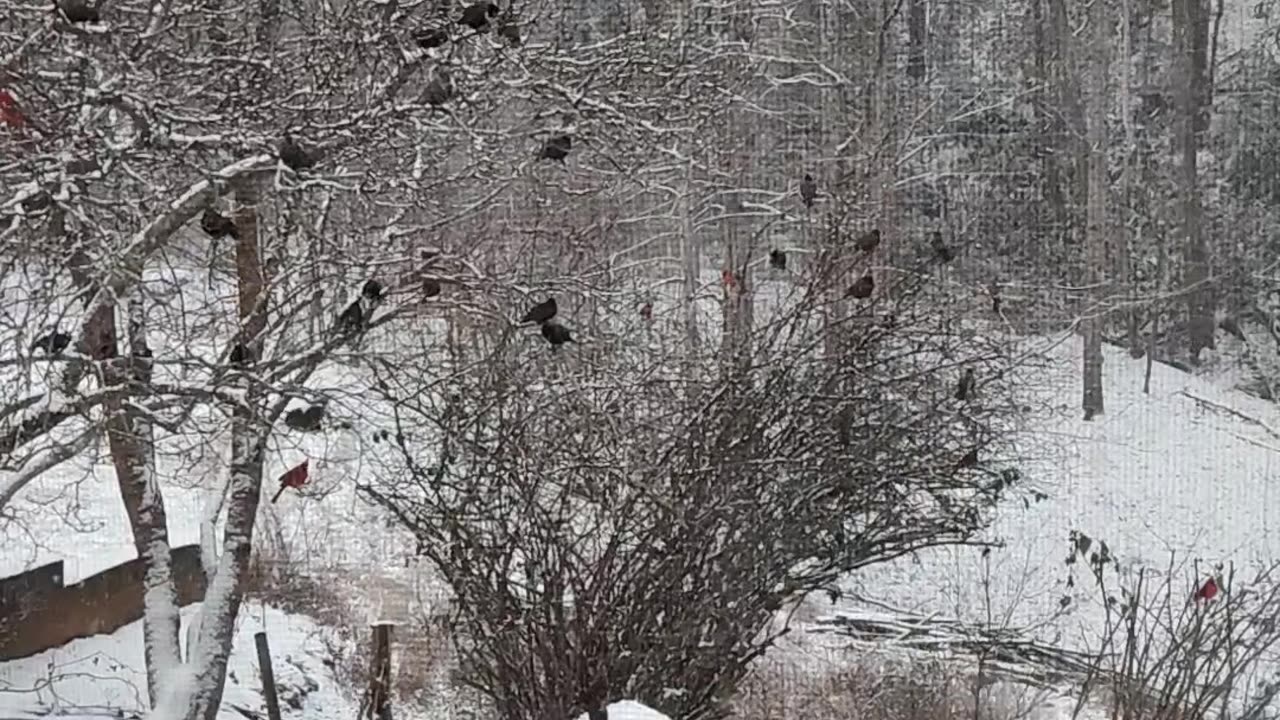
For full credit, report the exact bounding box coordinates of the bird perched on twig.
[769,249,787,271]
[337,299,367,335]
[930,230,955,263]
[362,279,385,302]
[541,321,574,349]
[855,229,880,253]
[411,27,449,49]
[285,403,326,432]
[521,297,557,324]
[497,15,521,46]
[845,274,874,299]
[799,173,817,209]
[31,329,71,355]
[271,459,310,504]
[278,135,316,172]
[201,208,237,240]
[539,134,572,162]
[54,0,100,23]
[459,1,498,31]
[955,367,976,401]
[1194,576,1219,603]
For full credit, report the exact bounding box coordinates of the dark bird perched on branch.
[337,299,366,335]
[422,278,442,298]
[459,1,498,31]
[411,27,449,49]
[930,230,955,263]
[497,15,520,46]
[521,297,557,324]
[799,173,817,209]
[31,329,71,355]
[539,134,572,162]
[955,368,976,401]
[54,0,100,22]
[541,321,574,349]
[957,447,979,469]
[855,229,880,253]
[846,274,874,300]
[362,279,385,302]
[769,249,787,271]
[423,70,455,106]
[201,208,237,240]
[285,403,326,432]
[278,135,316,171]
[229,343,249,366]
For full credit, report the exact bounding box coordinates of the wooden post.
[254,631,283,720]
[368,622,395,720]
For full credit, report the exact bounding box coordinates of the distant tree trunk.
[1175,0,1214,363]
[1119,0,1142,358]
[681,158,700,360]
[907,0,926,81]
[1081,0,1109,420]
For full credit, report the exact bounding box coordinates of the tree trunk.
[1175,0,1214,363]
[1081,0,1109,421]
[186,177,271,720]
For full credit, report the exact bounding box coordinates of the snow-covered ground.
[4,250,1280,720]
[0,604,357,719]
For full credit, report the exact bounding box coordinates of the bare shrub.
[734,652,1049,720]
[1067,535,1280,720]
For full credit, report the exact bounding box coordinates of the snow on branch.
[0,154,275,470]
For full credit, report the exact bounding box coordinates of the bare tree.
[1080,0,1110,420]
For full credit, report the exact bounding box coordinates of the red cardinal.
[270,459,310,504]
[639,301,653,322]
[0,89,28,131]
[1194,576,1219,602]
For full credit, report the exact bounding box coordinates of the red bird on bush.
[0,89,29,131]
[1194,576,1219,603]
[270,459,309,504]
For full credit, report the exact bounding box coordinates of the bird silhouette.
[855,229,881,253]
[459,2,498,31]
[846,274,874,299]
[423,71,455,106]
[541,321,574,349]
[362,279,385,302]
[229,343,249,366]
[336,299,366,334]
[285,404,326,432]
[521,297,557,324]
[412,27,449,49]
[539,134,572,162]
[955,368,976,401]
[497,15,521,46]
[1194,577,1219,602]
[422,278,442,298]
[278,135,315,171]
[201,208,237,240]
[799,174,817,208]
[769,249,787,271]
[957,448,979,468]
[931,231,955,263]
[55,0,100,22]
[31,330,72,355]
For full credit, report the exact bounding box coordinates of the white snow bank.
[574,700,672,720]
[0,602,358,719]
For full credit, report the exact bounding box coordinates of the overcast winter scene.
[5,0,1280,718]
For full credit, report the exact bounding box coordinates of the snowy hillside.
[841,333,1280,646]
[5,325,1280,716]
